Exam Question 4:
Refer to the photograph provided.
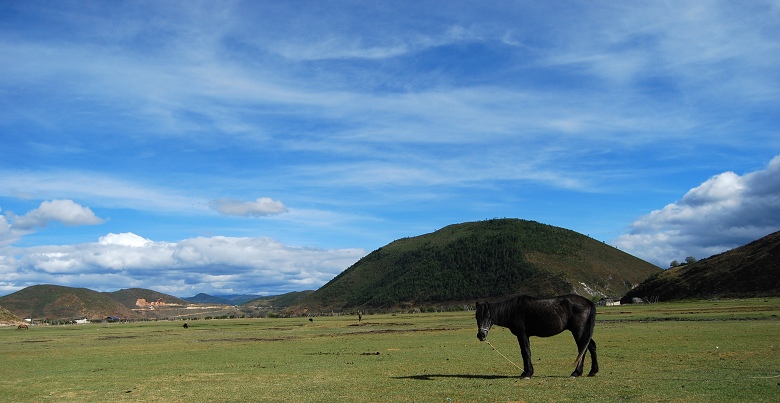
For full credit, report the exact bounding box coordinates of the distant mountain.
[0,285,314,320]
[105,288,190,309]
[291,219,661,312]
[244,291,314,308]
[0,284,137,320]
[223,294,267,305]
[184,293,231,304]
[623,230,780,302]
[183,293,261,305]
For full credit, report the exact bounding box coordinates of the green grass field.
[2,299,779,402]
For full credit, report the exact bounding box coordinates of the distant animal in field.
[17,323,29,330]
[309,318,313,322]
[182,323,188,329]
[475,294,598,378]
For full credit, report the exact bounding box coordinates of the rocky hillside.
[292,219,661,312]
[623,230,780,302]
[105,288,189,309]
[0,305,23,325]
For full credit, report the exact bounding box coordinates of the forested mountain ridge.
[291,219,661,312]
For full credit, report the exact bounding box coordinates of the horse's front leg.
[516,334,533,379]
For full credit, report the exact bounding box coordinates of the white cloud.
[208,197,288,217]
[99,233,152,247]
[0,200,105,246]
[0,213,16,247]
[1,233,365,296]
[11,199,104,229]
[613,156,780,267]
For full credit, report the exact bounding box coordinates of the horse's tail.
[573,301,596,368]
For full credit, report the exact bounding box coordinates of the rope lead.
[484,340,522,371]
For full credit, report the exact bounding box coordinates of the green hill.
[105,288,189,309]
[0,284,137,320]
[623,230,780,302]
[291,219,661,312]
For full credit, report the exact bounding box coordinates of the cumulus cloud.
[613,156,780,267]
[99,232,152,247]
[1,233,365,296]
[0,212,15,247]
[0,200,105,247]
[10,199,104,230]
[209,197,288,217]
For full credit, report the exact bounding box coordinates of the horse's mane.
[491,295,524,321]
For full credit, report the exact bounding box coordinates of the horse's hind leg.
[570,334,590,377]
[587,339,598,377]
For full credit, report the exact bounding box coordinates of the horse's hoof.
[522,377,531,380]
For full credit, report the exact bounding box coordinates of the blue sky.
[1,1,779,297]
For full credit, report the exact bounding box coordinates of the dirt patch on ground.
[97,335,141,340]
[343,327,459,336]
[263,326,305,331]
[199,337,293,343]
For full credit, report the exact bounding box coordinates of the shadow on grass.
[394,374,515,381]
[397,373,780,383]
[394,373,574,381]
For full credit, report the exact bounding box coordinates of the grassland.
[1,299,778,402]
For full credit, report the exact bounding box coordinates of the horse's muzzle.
[477,328,488,341]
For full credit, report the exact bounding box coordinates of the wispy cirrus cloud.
[0,170,202,213]
[268,24,485,61]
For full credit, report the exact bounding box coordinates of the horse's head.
[475,301,492,341]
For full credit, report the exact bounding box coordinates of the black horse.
[475,294,598,378]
